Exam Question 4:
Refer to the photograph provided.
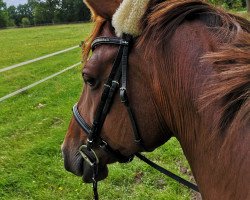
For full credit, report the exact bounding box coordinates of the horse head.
[62,19,172,182]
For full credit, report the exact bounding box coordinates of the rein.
[73,34,199,199]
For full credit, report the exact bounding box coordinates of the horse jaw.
[84,0,122,19]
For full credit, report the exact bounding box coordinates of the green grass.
[0,23,195,199]
[0,48,81,97]
[0,23,92,69]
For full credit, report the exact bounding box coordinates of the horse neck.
[139,21,250,199]
[183,102,250,199]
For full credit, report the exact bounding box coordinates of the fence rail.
[0,62,81,102]
[0,46,79,73]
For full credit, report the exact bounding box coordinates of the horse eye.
[88,78,96,87]
[82,74,96,87]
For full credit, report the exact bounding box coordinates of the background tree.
[45,0,60,24]
[0,0,9,28]
[3,0,91,27]
[21,17,30,27]
[247,0,250,12]
[28,0,40,10]
[57,0,90,22]
[27,0,40,25]
[33,2,47,24]
[16,4,33,25]
[208,0,249,10]
[7,5,17,25]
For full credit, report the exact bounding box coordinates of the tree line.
[0,0,91,28]
[0,0,249,28]
[209,0,249,10]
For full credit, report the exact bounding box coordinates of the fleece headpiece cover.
[112,0,150,37]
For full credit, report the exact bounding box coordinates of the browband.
[91,37,129,50]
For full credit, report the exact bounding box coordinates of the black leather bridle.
[72,34,199,200]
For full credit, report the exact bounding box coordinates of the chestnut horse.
[62,0,250,199]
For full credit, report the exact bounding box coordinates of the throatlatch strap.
[119,34,145,148]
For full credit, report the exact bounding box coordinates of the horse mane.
[138,0,250,134]
[82,15,106,61]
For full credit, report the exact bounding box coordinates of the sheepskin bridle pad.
[112,0,150,37]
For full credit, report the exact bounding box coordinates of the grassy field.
[0,24,196,199]
[0,23,92,69]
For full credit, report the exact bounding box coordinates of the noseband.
[72,34,199,199]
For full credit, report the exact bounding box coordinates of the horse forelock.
[82,16,106,62]
[138,0,250,135]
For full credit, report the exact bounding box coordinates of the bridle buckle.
[79,145,99,167]
[120,87,128,104]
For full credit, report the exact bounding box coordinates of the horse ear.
[84,0,122,19]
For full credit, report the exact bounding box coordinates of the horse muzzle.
[61,144,109,183]
[80,145,109,183]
